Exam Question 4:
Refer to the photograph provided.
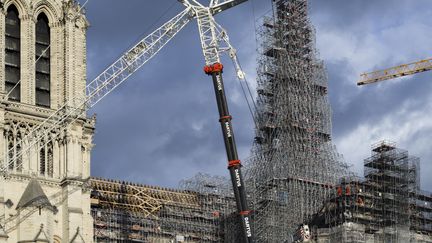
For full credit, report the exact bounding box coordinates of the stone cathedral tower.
[0,0,94,242]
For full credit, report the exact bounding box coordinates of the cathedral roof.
[16,179,53,210]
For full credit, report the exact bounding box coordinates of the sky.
[82,0,432,191]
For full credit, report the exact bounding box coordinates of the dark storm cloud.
[327,61,432,138]
[309,0,432,190]
[84,0,432,191]
[85,0,265,187]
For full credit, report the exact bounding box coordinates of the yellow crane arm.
[358,58,432,86]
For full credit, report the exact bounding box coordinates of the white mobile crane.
[0,0,253,241]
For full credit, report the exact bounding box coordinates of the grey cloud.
[85,0,432,191]
[86,1,261,188]
[307,0,432,191]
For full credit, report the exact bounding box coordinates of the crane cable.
[231,0,258,131]
[1,0,89,215]
[3,0,90,170]
[5,0,91,100]
[232,56,258,128]
[4,1,181,171]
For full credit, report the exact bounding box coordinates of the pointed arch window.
[39,140,53,177]
[5,5,21,101]
[47,141,53,177]
[39,145,45,175]
[6,129,22,172]
[35,13,50,107]
[7,131,14,170]
[16,131,22,172]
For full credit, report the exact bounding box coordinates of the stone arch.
[34,11,51,107]
[16,121,32,136]
[3,0,29,18]
[53,235,62,243]
[46,140,53,177]
[33,0,61,25]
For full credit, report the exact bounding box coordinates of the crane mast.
[207,65,253,242]
[1,1,253,241]
[181,1,253,241]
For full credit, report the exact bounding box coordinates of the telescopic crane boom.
[181,1,253,241]
[1,1,253,241]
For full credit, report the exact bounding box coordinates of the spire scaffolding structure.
[246,0,349,241]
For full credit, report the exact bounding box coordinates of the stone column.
[0,104,6,166]
[20,14,35,105]
[29,134,38,174]
[50,22,64,110]
[63,19,76,108]
[53,140,59,179]
[74,23,87,110]
[82,144,92,178]
[59,138,65,179]
[61,181,85,242]
[0,6,6,93]
[75,138,81,176]
[65,136,74,176]
[22,137,29,173]
[0,176,5,242]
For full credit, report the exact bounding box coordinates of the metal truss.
[1,7,193,174]
[358,58,432,85]
[1,1,251,240]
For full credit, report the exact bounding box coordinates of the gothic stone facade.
[0,0,94,242]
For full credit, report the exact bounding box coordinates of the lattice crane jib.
[0,7,194,175]
[1,1,253,241]
[358,58,432,86]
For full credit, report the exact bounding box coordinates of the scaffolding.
[309,141,432,242]
[179,173,243,242]
[364,141,416,239]
[89,2,349,241]
[90,177,236,242]
[244,0,349,241]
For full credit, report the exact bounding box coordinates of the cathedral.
[0,0,94,242]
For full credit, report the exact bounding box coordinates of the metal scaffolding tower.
[246,0,349,241]
[308,141,432,243]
